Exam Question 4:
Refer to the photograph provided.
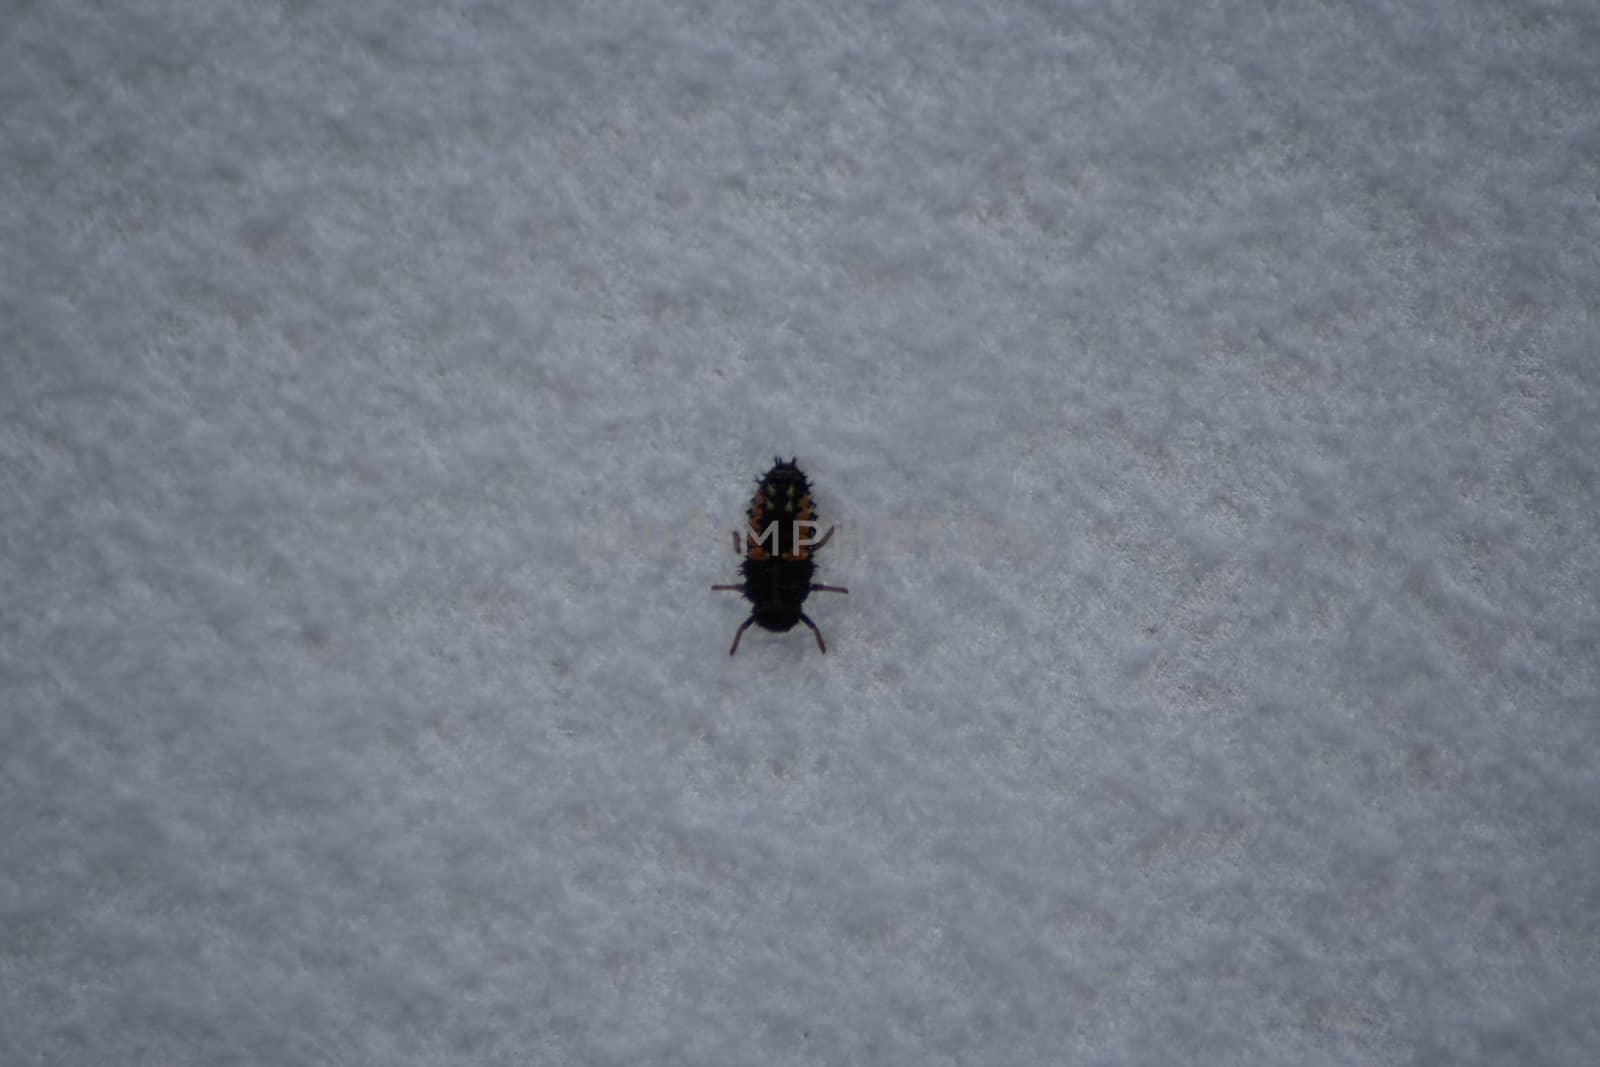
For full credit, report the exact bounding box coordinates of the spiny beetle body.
[712,457,848,654]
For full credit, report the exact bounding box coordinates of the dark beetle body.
[739,555,816,635]
[712,458,847,654]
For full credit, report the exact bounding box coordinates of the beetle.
[712,457,848,654]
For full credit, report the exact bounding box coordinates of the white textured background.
[4,1,1597,1063]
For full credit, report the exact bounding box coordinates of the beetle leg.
[798,613,827,654]
[728,616,757,655]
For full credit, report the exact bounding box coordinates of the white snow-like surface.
[4,1,1598,1063]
